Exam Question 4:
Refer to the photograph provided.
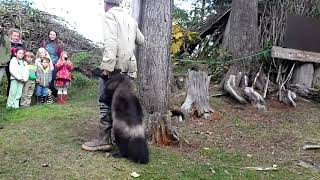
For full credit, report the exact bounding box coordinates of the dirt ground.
[172,85,320,175]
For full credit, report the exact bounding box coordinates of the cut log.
[271,46,320,63]
[292,63,314,88]
[181,67,214,119]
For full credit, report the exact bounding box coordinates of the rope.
[172,49,271,65]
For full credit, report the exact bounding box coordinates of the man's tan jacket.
[100,7,144,78]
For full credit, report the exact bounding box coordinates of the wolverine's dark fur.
[104,74,149,164]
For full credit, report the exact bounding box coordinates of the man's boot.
[44,96,49,104]
[36,96,42,105]
[81,105,113,151]
[47,93,54,104]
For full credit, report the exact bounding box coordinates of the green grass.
[72,52,92,64]
[0,85,320,179]
[72,71,98,88]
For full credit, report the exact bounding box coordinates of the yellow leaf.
[174,32,184,40]
[187,31,199,41]
[171,44,180,54]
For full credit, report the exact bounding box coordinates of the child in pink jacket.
[55,51,74,104]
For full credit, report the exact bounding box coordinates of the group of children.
[6,46,74,109]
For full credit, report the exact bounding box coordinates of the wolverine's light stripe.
[112,117,145,138]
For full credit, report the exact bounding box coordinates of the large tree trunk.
[137,0,179,145]
[224,0,259,73]
[221,0,266,109]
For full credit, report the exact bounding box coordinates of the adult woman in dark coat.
[40,30,63,99]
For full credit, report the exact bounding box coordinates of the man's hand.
[102,70,111,76]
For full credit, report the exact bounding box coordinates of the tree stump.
[292,63,314,88]
[146,112,180,146]
[181,67,213,119]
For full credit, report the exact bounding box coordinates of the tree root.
[244,87,266,111]
[223,73,267,110]
[223,71,299,108]
[279,89,297,107]
[224,74,247,104]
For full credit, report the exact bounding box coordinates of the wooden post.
[313,65,320,88]
[292,63,314,88]
[271,46,320,63]
[271,46,320,88]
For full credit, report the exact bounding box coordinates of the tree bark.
[224,0,259,70]
[137,0,179,145]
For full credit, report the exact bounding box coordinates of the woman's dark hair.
[47,30,59,41]
[48,30,58,36]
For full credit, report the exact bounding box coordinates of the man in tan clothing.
[82,0,144,151]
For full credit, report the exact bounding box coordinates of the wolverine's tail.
[128,136,149,164]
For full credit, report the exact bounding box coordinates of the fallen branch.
[211,93,225,97]
[297,161,320,172]
[252,65,263,88]
[263,64,271,98]
[243,166,278,171]
[303,144,320,150]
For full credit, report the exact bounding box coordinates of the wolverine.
[104,74,149,164]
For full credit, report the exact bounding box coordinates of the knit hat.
[104,0,122,5]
